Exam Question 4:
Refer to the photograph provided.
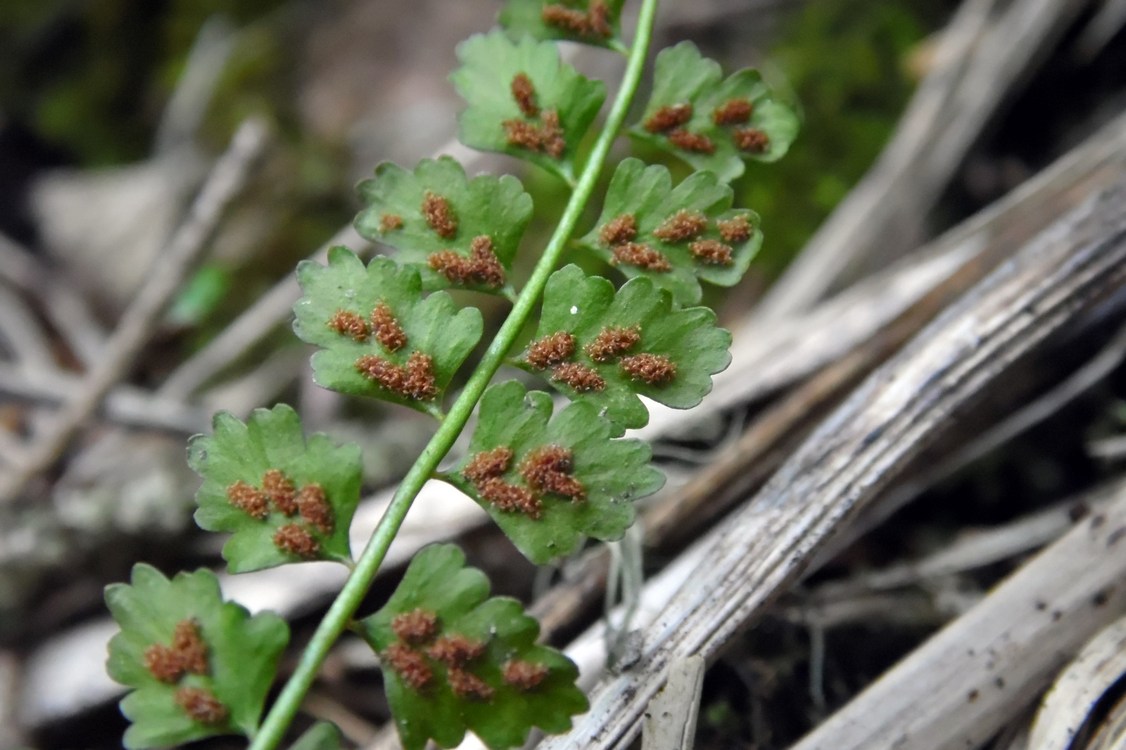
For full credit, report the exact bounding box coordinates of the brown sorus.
[404,352,438,401]
[653,209,708,242]
[689,238,734,266]
[464,446,514,485]
[520,445,585,501]
[588,0,612,37]
[541,4,588,34]
[503,112,567,159]
[355,354,407,393]
[520,444,571,476]
[667,129,715,154]
[644,103,693,133]
[503,118,544,153]
[620,353,677,385]
[226,480,268,520]
[585,325,641,362]
[380,213,404,232]
[175,687,229,725]
[535,470,585,501]
[511,73,539,117]
[540,109,566,159]
[611,242,672,272]
[717,214,753,243]
[384,642,433,691]
[428,634,486,667]
[541,0,612,39]
[599,213,637,246]
[273,523,320,558]
[551,362,607,392]
[448,668,495,701]
[468,235,506,288]
[370,302,408,352]
[262,469,297,516]
[477,477,543,519]
[524,331,576,369]
[296,483,334,534]
[712,98,753,125]
[391,608,439,645]
[421,191,458,238]
[327,309,369,342]
[427,236,505,288]
[355,353,437,401]
[733,127,769,153]
[503,659,550,690]
[172,619,208,676]
[428,250,477,285]
[143,644,184,683]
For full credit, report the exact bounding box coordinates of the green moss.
[733,0,940,278]
[0,0,291,165]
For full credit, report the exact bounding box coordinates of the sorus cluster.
[143,619,229,726]
[328,298,442,401]
[462,442,587,519]
[382,607,551,700]
[428,235,506,288]
[327,299,407,351]
[523,324,677,390]
[502,73,566,158]
[541,0,613,41]
[379,189,509,289]
[599,203,756,270]
[411,189,509,288]
[644,97,770,156]
[224,469,335,559]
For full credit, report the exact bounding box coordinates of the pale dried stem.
[539,179,1126,749]
[0,119,268,503]
[756,0,1092,320]
[792,480,1126,750]
[0,362,209,435]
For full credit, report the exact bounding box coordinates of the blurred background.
[0,0,939,319]
[3,0,1126,748]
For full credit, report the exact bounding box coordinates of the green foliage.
[360,544,588,750]
[167,264,233,327]
[101,0,812,747]
[188,404,362,572]
[577,157,761,305]
[446,381,664,563]
[632,41,800,182]
[293,249,484,417]
[353,157,533,297]
[738,0,929,277]
[520,264,732,430]
[451,30,606,182]
[105,564,289,748]
[499,0,627,50]
[0,0,292,165]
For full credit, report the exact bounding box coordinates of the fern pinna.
[105,1,798,748]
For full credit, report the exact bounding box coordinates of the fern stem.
[249,3,660,747]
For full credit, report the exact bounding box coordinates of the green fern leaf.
[632,41,800,181]
[451,30,606,182]
[293,249,483,417]
[105,565,289,748]
[354,157,532,297]
[519,264,731,430]
[446,380,663,563]
[577,157,762,305]
[188,404,362,572]
[360,544,588,750]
